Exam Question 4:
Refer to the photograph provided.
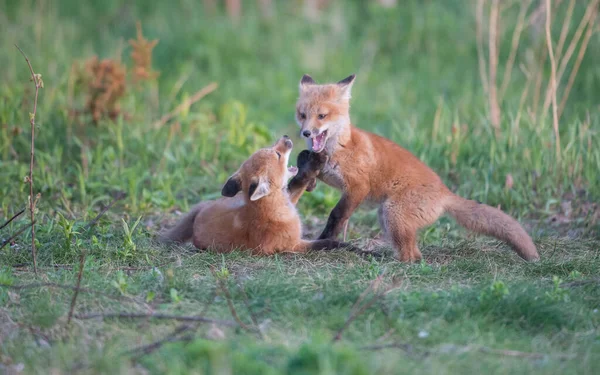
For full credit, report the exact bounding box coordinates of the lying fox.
[159,136,355,255]
[295,74,540,262]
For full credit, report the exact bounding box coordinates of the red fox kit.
[160,136,355,255]
[295,74,539,262]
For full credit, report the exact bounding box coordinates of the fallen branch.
[74,312,237,327]
[15,44,42,275]
[153,82,218,129]
[0,221,35,250]
[0,208,25,231]
[67,250,87,325]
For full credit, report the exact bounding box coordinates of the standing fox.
[295,74,539,262]
[159,136,356,255]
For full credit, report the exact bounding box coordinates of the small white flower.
[418,330,429,338]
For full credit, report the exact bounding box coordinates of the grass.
[1,0,599,373]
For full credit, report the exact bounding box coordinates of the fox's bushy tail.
[445,194,539,261]
[158,204,203,244]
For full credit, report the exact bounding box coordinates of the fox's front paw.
[297,150,328,178]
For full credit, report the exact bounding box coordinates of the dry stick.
[545,0,561,163]
[476,0,489,94]
[541,0,600,117]
[488,0,501,135]
[66,250,86,325]
[499,0,532,101]
[0,208,25,231]
[1,281,146,306]
[0,221,35,250]
[558,7,598,119]
[15,45,42,275]
[210,268,254,333]
[74,312,237,327]
[343,220,349,242]
[152,82,218,129]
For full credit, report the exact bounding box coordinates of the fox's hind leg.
[379,202,422,262]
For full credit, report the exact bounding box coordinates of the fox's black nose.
[283,134,289,139]
[302,130,311,138]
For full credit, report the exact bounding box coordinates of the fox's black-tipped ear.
[301,74,316,85]
[248,178,270,201]
[221,174,242,197]
[337,74,356,86]
[336,74,356,100]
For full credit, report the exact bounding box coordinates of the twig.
[84,192,126,231]
[488,0,501,134]
[236,279,264,339]
[127,324,194,358]
[554,0,576,63]
[0,208,25,231]
[545,0,561,163]
[343,220,349,242]
[558,5,598,119]
[67,250,87,325]
[74,312,237,326]
[478,345,575,360]
[152,82,218,129]
[0,281,146,306]
[210,267,255,333]
[15,44,42,275]
[333,271,396,342]
[0,221,35,250]
[562,277,600,288]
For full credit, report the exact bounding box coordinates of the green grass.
[1,0,599,373]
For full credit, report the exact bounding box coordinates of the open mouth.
[311,130,328,153]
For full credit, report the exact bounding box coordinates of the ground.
[1,1,599,374]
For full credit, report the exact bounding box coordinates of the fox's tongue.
[312,132,326,152]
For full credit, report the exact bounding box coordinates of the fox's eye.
[318,114,327,120]
[299,112,306,120]
[276,151,281,160]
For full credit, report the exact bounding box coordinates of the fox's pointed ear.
[299,74,316,91]
[337,74,356,101]
[248,178,271,201]
[221,173,242,197]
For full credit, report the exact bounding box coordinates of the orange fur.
[159,136,355,255]
[296,74,539,262]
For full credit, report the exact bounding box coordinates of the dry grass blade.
[488,0,501,133]
[0,208,25,231]
[476,0,489,94]
[545,0,561,163]
[499,0,532,101]
[15,44,42,275]
[558,5,598,119]
[153,82,218,129]
[74,312,238,326]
